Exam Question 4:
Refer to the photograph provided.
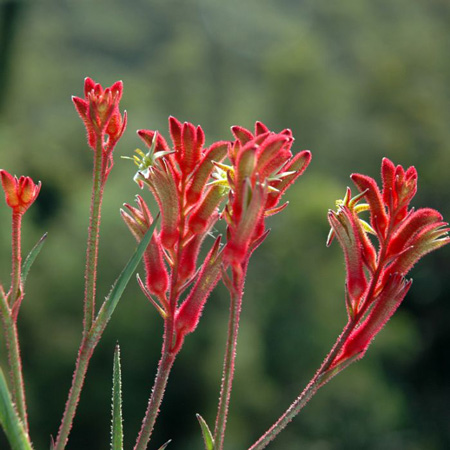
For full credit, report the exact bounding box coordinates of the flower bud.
[185,141,229,206]
[328,207,368,312]
[188,185,225,234]
[0,170,41,214]
[351,173,388,239]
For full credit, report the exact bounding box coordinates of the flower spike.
[328,158,449,365]
[223,122,311,266]
[73,77,126,152]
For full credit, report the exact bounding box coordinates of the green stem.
[247,226,395,450]
[83,141,104,335]
[134,318,176,450]
[134,179,187,450]
[10,212,22,306]
[55,142,107,450]
[0,291,28,433]
[54,337,95,450]
[247,318,356,450]
[214,265,245,450]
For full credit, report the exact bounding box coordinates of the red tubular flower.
[223,122,311,266]
[328,158,450,367]
[328,206,368,313]
[333,274,412,365]
[185,141,229,207]
[125,117,229,342]
[174,235,223,352]
[72,77,127,153]
[351,173,388,239]
[188,185,224,234]
[121,196,169,301]
[0,170,41,214]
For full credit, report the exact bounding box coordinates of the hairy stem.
[134,318,176,450]
[10,212,22,306]
[0,290,28,433]
[214,265,245,450]
[247,319,356,450]
[83,140,104,335]
[55,142,107,450]
[247,260,387,450]
[54,337,95,450]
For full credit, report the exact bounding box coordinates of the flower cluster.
[327,158,450,367]
[122,118,311,353]
[122,117,230,352]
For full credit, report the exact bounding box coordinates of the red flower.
[328,158,450,367]
[124,118,229,351]
[73,77,127,153]
[121,195,169,302]
[0,170,41,214]
[222,122,311,266]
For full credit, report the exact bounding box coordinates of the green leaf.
[89,215,159,341]
[157,440,171,450]
[0,368,33,450]
[21,233,47,286]
[196,414,215,450]
[111,344,123,450]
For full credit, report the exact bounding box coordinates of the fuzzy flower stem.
[83,138,105,336]
[248,262,386,450]
[55,139,108,450]
[134,179,188,450]
[10,212,22,306]
[134,317,176,450]
[247,319,355,450]
[214,264,245,450]
[0,290,28,433]
[54,336,94,450]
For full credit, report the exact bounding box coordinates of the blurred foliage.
[0,0,449,449]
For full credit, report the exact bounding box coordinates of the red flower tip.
[179,121,204,175]
[168,116,183,151]
[255,121,270,135]
[0,170,41,214]
[351,173,388,239]
[231,125,254,145]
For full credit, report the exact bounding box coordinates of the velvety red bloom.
[124,118,230,351]
[0,170,41,214]
[328,158,450,367]
[223,122,311,266]
[134,118,229,253]
[121,196,169,302]
[126,119,311,351]
[73,77,127,153]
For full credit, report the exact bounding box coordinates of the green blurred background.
[1,0,449,449]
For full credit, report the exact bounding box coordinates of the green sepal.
[196,413,215,450]
[0,368,33,450]
[89,214,159,341]
[111,344,123,450]
[21,232,48,286]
